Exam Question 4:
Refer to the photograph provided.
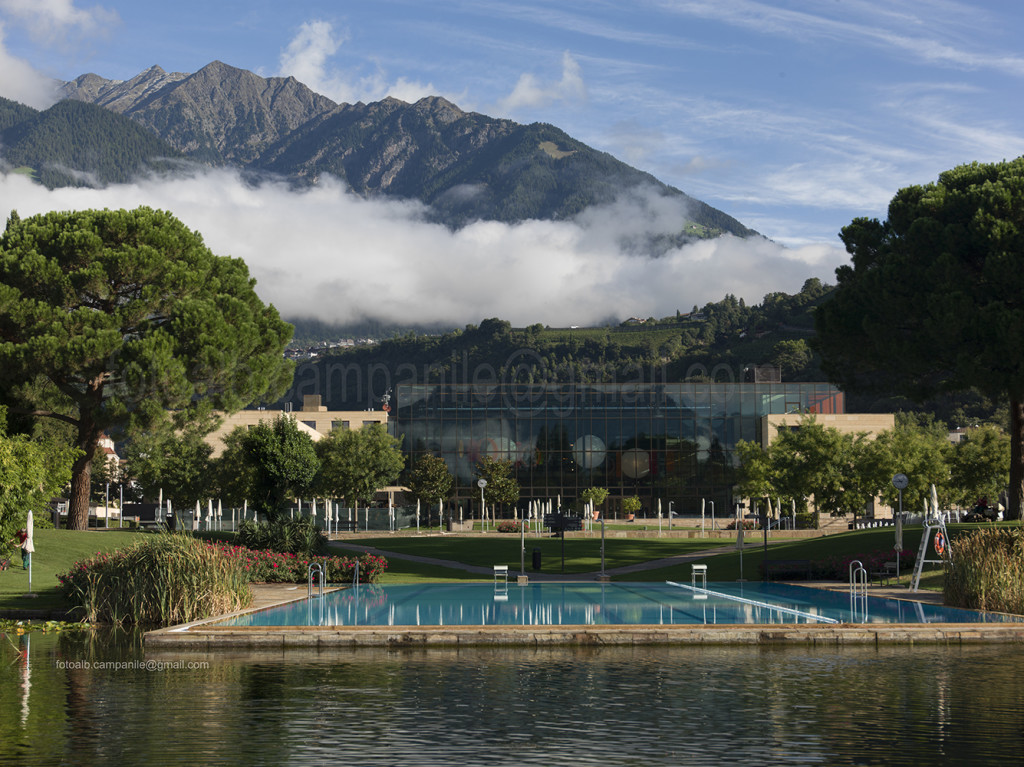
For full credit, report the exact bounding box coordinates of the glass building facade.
[394,383,844,515]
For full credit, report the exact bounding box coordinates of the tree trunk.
[1008,398,1024,521]
[67,447,95,530]
[68,419,101,530]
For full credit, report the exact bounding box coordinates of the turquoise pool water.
[216,581,1022,627]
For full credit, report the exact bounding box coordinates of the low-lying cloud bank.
[0,168,849,327]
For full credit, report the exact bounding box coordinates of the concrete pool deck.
[144,580,1024,649]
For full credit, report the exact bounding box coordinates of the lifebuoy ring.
[934,531,947,557]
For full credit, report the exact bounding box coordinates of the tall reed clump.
[944,527,1024,615]
[58,534,252,626]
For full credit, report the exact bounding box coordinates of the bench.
[332,518,358,533]
[870,561,899,586]
[764,559,812,581]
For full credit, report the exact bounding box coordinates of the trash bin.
[532,548,542,571]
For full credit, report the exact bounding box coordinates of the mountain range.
[1,60,755,239]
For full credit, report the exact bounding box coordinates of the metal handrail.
[848,559,867,598]
[307,562,325,599]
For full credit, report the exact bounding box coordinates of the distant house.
[97,433,121,471]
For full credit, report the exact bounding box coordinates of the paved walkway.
[328,541,945,604]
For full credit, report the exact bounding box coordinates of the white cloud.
[277,20,438,104]
[0,0,117,109]
[499,51,587,113]
[0,0,117,44]
[0,23,60,108]
[0,168,848,327]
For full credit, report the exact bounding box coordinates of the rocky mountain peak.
[43,60,757,237]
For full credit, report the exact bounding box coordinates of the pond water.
[3,629,1023,766]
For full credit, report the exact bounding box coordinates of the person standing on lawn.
[9,528,32,570]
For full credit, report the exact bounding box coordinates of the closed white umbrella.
[24,510,35,596]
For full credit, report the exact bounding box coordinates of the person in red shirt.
[9,528,31,570]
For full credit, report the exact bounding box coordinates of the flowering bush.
[726,520,757,530]
[209,542,387,584]
[496,519,522,533]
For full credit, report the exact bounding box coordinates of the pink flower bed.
[210,543,388,583]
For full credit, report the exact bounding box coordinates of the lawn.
[0,529,143,612]
[620,526,947,584]
[350,535,734,576]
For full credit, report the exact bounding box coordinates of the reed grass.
[944,527,1024,614]
[58,533,252,626]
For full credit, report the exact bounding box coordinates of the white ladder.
[911,515,950,592]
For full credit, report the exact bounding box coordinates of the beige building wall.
[758,412,897,519]
[204,395,388,457]
[760,413,895,448]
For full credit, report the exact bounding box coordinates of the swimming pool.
[215,581,1023,628]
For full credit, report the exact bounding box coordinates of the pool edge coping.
[145,622,1024,647]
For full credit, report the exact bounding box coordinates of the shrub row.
[236,518,327,557]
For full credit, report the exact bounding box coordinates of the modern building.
[393,382,849,515]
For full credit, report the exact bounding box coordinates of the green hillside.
[0,99,182,188]
[283,279,1003,428]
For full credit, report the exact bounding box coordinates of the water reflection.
[2,629,1023,765]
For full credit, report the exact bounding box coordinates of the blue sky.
[0,0,1022,326]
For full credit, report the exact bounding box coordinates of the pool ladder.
[308,562,325,599]
[848,559,868,622]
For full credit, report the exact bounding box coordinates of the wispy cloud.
[652,0,1024,77]
[498,51,587,113]
[0,0,118,107]
[276,19,439,104]
[0,0,118,45]
[0,24,59,108]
